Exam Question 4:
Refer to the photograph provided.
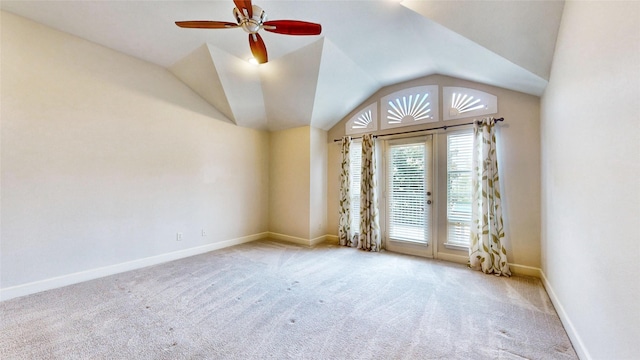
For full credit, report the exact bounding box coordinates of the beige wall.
[327,74,541,269]
[540,2,640,359]
[309,127,328,240]
[1,12,269,289]
[326,143,341,241]
[269,127,311,239]
[269,126,327,241]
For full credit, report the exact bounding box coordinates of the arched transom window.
[380,85,439,130]
[443,87,498,121]
[345,103,378,135]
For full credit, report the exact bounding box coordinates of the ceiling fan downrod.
[233,5,267,34]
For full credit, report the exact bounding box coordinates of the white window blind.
[350,141,362,234]
[446,131,473,247]
[387,142,428,243]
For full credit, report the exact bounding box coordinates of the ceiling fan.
[175,0,322,64]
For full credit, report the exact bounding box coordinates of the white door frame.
[380,135,435,258]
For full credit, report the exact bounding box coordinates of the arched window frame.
[345,103,378,135]
[380,85,439,130]
[442,87,498,121]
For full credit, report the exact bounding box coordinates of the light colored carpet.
[0,239,577,359]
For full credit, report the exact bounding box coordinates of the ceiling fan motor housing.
[234,5,267,34]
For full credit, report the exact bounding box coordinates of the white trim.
[509,263,542,278]
[324,234,339,244]
[309,235,327,246]
[267,232,337,247]
[268,232,313,246]
[436,252,468,264]
[435,253,544,278]
[0,232,268,302]
[540,270,591,360]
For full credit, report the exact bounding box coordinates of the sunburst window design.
[353,110,373,129]
[450,93,484,115]
[443,87,498,121]
[381,86,438,130]
[345,103,378,135]
[387,93,432,123]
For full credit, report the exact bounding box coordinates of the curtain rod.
[333,117,504,142]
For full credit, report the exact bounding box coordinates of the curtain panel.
[358,134,381,252]
[469,118,511,276]
[338,136,353,246]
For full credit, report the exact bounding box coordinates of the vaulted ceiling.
[0,0,564,131]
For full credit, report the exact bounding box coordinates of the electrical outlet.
[176,232,183,241]
[201,229,207,237]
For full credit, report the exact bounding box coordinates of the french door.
[383,136,434,257]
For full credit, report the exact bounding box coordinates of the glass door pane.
[384,136,433,257]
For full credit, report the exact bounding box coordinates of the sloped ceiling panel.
[208,45,267,130]
[310,38,379,130]
[401,0,564,80]
[321,1,440,87]
[260,39,324,131]
[169,44,235,124]
[398,11,549,96]
[434,36,549,97]
[1,0,564,131]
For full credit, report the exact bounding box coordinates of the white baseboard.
[436,252,468,264]
[509,263,542,278]
[310,235,328,246]
[267,232,329,246]
[324,234,339,244]
[0,232,268,302]
[469,263,542,278]
[540,270,591,360]
[268,232,310,245]
[436,252,542,278]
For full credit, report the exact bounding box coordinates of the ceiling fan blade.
[175,21,239,29]
[263,20,322,35]
[248,33,268,64]
[234,0,253,18]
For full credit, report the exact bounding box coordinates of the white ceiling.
[0,0,564,131]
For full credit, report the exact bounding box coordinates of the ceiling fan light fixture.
[248,57,259,65]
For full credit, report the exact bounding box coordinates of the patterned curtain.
[338,136,352,246]
[469,118,510,276]
[358,134,381,252]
